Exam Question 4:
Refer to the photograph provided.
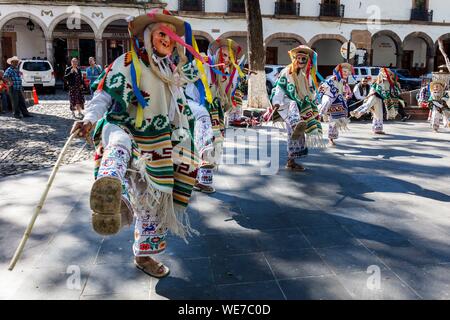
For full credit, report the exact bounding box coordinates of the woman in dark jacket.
[64,57,85,119]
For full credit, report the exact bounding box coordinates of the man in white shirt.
[353,77,371,101]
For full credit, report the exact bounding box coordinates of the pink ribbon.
[159,25,206,63]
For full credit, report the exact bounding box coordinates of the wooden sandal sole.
[90,176,122,235]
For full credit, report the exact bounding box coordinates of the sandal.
[193,183,216,194]
[90,176,122,235]
[328,139,336,147]
[135,259,170,278]
[285,162,306,172]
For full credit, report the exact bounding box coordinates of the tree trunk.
[438,39,450,72]
[244,0,271,109]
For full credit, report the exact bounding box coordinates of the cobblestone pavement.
[0,101,94,177]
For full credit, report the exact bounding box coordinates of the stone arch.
[0,12,50,39]
[48,12,98,38]
[218,31,247,40]
[372,30,402,46]
[404,31,435,72]
[264,32,306,47]
[98,14,129,38]
[307,34,347,47]
[404,31,434,55]
[308,34,347,74]
[437,33,450,42]
[371,30,403,67]
[193,30,214,43]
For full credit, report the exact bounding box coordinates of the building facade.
[1,0,449,79]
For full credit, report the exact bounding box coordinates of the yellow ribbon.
[228,39,245,78]
[129,31,144,129]
[192,36,213,104]
[131,44,144,129]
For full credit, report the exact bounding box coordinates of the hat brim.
[289,46,315,60]
[7,57,20,64]
[338,63,353,70]
[129,13,185,38]
[209,39,244,60]
[430,81,446,88]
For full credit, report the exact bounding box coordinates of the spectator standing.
[86,57,102,95]
[3,56,32,119]
[64,57,85,119]
[0,70,10,113]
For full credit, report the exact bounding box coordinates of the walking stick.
[8,129,81,271]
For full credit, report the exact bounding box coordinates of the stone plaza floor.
[0,121,449,300]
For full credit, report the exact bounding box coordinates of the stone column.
[45,38,54,66]
[95,38,103,67]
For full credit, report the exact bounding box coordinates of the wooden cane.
[8,129,81,271]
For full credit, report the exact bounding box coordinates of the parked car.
[265,64,285,95]
[352,66,381,84]
[391,69,422,91]
[19,59,56,94]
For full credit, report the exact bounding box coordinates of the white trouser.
[101,123,132,152]
[99,123,167,257]
[355,95,384,133]
[431,107,450,130]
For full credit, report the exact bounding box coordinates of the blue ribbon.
[130,59,148,108]
[184,22,193,62]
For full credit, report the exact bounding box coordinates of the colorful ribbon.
[96,63,113,92]
[159,25,206,63]
[128,26,148,129]
[228,39,245,78]
[193,39,213,104]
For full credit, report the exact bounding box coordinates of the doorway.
[79,39,96,66]
[1,36,14,68]
[402,50,413,70]
[53,38,67,81]
[266,47,278,65]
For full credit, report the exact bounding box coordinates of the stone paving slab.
[0,121,449,299]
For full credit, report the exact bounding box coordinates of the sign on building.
[340,41,357,60]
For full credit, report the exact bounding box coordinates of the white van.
[352,67,381,84]
[19,59,56,94]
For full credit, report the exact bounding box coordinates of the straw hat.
[7,56,21,65]
[337,62,353,71]
[208,38,244,60]
[378,67,395,80]
[288,45,315,61]
[430,79,447,90]
[128,9,185,38]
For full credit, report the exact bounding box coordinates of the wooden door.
[1,36,13,67]
[266,47,278,65]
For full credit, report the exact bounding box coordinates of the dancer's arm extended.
[71,90,112,138]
